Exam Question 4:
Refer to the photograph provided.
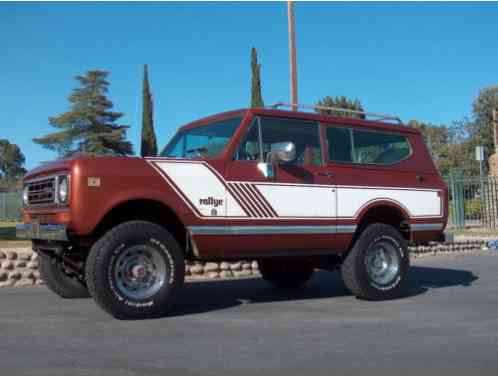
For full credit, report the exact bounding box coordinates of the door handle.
[316,172,334,178]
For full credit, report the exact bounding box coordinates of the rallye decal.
[149,160,247,218]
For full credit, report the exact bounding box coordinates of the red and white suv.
[17,104,448,319]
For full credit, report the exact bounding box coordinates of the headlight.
[22,185,29,206]
[57,175,69,203]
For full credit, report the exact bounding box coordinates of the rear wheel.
[85,221,185,320]
[258,258,314,289]
[39,255,90,299]
[341,223,409,300]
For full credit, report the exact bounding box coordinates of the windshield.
[160,117,242,159]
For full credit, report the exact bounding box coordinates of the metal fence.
[0,191,22,221]
[447,175,498,230]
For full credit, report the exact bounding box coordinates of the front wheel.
[85,221,185,320]
[341,223,409,300]
[258,258,314,289]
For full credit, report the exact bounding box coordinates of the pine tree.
[250,47,264,108]
[315,96,365,119]
[34,70,133,158]
[140,65,158,157]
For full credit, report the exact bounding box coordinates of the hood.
[24,155,140,181]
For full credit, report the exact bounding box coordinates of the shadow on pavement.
[406,265,478,295]
[168,266,478,317]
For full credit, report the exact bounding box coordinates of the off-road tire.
[85,221,185,320]
[258,258,314,289]
[341,223,409,300]
[39,255,90,299]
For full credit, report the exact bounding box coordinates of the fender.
[87,189,192,235]
[67,157,195,236]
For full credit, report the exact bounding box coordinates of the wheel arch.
[92,198,189,257]
[353,201,411,243]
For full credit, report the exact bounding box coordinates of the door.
[222,116,337,256]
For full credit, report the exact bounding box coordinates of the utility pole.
[287,1,298,111]
[493,109,497,154]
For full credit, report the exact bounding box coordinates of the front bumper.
[16,223,68,241]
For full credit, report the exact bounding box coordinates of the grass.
[0,221,30,248]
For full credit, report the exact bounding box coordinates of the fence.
[0,191,22,221]
[447,175,498,230]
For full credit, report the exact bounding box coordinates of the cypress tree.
[34,70,133,158]
[250,47,264,108]
[140,64,158,157]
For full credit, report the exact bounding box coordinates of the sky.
[1,1,498,170]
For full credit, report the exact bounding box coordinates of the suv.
[17,104,448,319]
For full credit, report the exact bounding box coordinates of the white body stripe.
[336,187,441,218]
[256,184,336,218]
[149,160,443,221]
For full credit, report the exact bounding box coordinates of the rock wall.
[0,250,41,288]
[0,240,488,288]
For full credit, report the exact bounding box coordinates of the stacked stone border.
[0,240,488,288]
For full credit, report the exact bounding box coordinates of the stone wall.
[0,240,488,288]
[0,249,41,288]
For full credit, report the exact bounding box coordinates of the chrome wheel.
[113,245,167,300]
[365,240,400,287]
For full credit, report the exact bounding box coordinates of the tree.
[140,65,158,157]
[250,47,264,108]
[34,70,133,158]
[409,117,483,177]
[315,96,365,119]
[408,120,453,176]
[0,140,26,187]
[471,85,498,160]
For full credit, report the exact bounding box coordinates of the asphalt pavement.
[1,251,497,375]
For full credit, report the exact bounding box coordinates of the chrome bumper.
[16,223,68,241]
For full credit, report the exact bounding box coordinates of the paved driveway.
[0,251,497,375]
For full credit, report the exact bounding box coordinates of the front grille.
[27,177,56,206]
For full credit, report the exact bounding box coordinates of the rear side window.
[326,126,411,165]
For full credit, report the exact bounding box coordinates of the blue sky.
[1,1,498,170]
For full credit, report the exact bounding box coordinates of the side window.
[261,117,322,167]
[235,117,322,167]
[326,126,411,165]
[353,129,411,165]
[326,127,353,163]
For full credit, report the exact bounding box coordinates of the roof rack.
[267,102,403,124]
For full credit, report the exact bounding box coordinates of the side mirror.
[257,162,275,179]
[257,142,296,179]
[267,141,296,164]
